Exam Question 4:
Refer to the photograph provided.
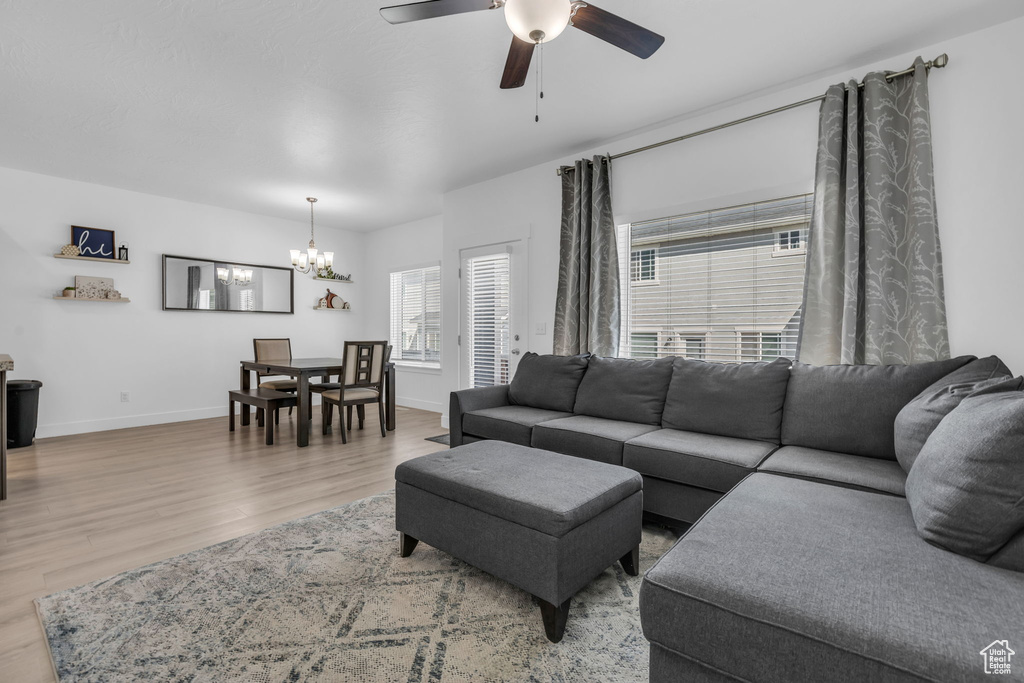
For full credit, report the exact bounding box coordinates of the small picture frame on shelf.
[71,225,116,260]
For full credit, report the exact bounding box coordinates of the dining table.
[239,357,396,447]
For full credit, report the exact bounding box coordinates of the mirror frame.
[161,254,295,314]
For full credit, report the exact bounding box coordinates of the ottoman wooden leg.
[539,598,570,643]
[620,545,640,576]
[399,532,419,557]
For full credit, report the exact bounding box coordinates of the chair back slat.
[344,341,387,388]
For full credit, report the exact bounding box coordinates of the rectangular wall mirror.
[162,255,294,314]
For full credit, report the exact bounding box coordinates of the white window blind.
[620,194,813,362]
[464,251,511,388]
[389,265,441,367]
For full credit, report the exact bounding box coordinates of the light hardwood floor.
[0,406,447,682]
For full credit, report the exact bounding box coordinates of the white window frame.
[389,262,442,370]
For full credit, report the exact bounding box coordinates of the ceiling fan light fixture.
[504,0,571,44]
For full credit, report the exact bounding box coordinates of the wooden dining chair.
[253,338,298,418]
[312,344,392,430]
[320,341,388,444]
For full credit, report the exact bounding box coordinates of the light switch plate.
[534,322,546,335]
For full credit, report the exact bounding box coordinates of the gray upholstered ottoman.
[395,440,643,642]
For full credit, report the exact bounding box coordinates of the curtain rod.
[557,53,949,175]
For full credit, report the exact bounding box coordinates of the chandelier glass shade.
[217,266,253,286]
[290,197,334,275]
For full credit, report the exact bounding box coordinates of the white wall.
[402,16,1024,421]
[363,215,444,415]
[0,167,366,437]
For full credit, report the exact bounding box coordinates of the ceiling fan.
[379,0,665,89]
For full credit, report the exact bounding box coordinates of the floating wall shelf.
[54,254,131,265]
[313,307,349,311]
[313,277,353,283]
[53,296,131,303]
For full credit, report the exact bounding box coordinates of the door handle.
[511,348,521,355]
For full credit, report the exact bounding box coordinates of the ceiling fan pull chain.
[535,42,544,123]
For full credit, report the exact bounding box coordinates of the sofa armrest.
[449,385,511,447]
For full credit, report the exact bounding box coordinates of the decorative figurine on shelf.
[106,290,121,300]
[60,244,80,257]
[316,288,349,310]
[118,242,129,261]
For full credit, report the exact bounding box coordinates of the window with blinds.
[463,251,511,388]
[619,194,813,362]
[389,265,441,367]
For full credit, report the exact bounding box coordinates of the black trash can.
[7,379,42,448]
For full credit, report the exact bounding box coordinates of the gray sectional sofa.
[449,351,1024,681]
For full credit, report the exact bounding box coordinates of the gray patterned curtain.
[798,57,949,365]
[553,155,620,357]
[186,266,200,310]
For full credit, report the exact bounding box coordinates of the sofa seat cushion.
[532,416,659,466]
[623,429,777,493]
[758,446,907,496]
[462,406,573,447]
[640,473,1024,682]
[396,440,641,538]
[781,356,973,460]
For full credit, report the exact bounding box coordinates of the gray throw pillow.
[988,529,1024,573]
[781,356,974,460]
[894,356,1013,472]
[905,386,1024,561]
[662,358,792,442]
[573,356,674,425]
[508,352,590,413]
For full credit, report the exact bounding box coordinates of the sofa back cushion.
[508,352,590,413]
[905,386,1024,562]
[661,358,791,442]
[781,356,973,459]
[894,356,1013,472]
[573,356,674,425]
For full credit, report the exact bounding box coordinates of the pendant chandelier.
[216,266,253,286]
[290,197,334,275]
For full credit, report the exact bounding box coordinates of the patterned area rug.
[37,491,676,681]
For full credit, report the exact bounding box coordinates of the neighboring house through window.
[389,264,442,368]
[619,194,812,362]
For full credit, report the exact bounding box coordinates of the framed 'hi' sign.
[71,225,116,260]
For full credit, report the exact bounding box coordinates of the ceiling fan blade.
[570,3,665,59]
[380,0,497,25]
[500,36,535,89]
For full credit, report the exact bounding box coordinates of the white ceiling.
[1,0,1022,232]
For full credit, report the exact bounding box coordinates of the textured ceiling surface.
[1,0,1022,231]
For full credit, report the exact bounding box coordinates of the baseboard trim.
[37,406,230,438]
[396,397,444,414]
[37,396,437,439]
